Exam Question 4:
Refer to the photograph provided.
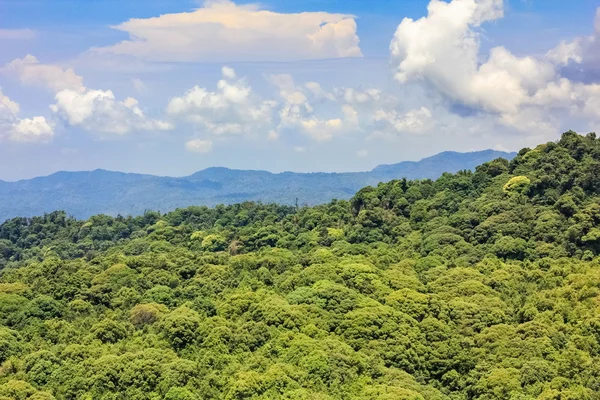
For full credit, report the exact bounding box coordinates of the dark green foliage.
[91,319,130,343]
[0,132,599,399]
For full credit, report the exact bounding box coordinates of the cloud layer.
[169,66,440,149]
[2,0,600,156]
[92,0,362,62]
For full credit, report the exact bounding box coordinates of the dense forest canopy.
[0,131,600,399]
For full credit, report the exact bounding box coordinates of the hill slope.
[0,149,515,221]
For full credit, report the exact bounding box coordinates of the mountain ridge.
[0,149,516,221]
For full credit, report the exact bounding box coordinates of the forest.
[0,131,599,399]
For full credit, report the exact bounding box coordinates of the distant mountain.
[371,150,514,178]
[0,150,516,221]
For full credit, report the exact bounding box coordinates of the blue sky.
[0,0,599,180]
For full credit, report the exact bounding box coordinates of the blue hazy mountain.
[0,150,516,221]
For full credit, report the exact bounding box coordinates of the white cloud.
[374,106,433,135]
[391,0,503,86]
[301,118,343,142]
[389,0,600,134]
[51,89,173,135]
[185,138,213,153]
[3,55,173,135]
[0,89,20,115]
[268,73,443,139]
[546,8,600,83]
[305,82,335,101]
[337,87,383,104]
[269,74,313,128]
[0,29,36,40]
[91,0,362,62]
[547,40,584,66]
[342,104,359,126]
[389,0,546,115]
[268,73,363,141]
[222,66,236,79]
[168,66,276,136]
[0,88,54,143]
[264,72,445,141]
[10,117,54,143]
[3,54,85,92]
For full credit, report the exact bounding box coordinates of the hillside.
[0,150,515,222]
[0,131,598,399]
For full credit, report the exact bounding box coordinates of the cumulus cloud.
[547,8,600,83]
[389,0,549,115]
[547,41,584,66]
[3,55,173,135]
[268,73,371,141]
[51,91,173,135]
[168,66,276,136]
[91,0,362,62]
[374,106,433,135]
[185,138,213,153]
[0,88,54,143]
[0,89,20,115]
[169,69,405,143]
[10,117,54,142]
[389,0,600,134]
[263,72,446,140]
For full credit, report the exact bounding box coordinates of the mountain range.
[0,149,516,221]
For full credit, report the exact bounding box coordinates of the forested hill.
[2,131,600,399]
[0,149,514,222]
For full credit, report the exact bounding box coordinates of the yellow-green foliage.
[503,175,531,194]
[200,234,227,251]
[327,228,344,240]
[190,230,206,241]
[0,283,28,295]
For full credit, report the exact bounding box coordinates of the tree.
[503,176,531,195]
[160,306,202,349]
[91,319,129,343]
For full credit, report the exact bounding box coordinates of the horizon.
[0,147,517,183]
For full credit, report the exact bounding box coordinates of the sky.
[0,0,599,181]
